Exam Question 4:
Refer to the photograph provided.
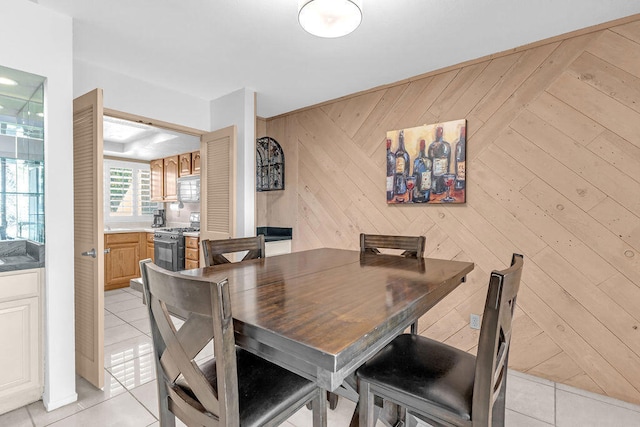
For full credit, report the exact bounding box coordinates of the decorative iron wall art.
[256,136,285,191]
[386,119,466,204]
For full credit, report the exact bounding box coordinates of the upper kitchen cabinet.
[179,153,191,177]
[191,151,201,175]
[150,158,164,202]
[178,151,201,176]
[163,155,179,201]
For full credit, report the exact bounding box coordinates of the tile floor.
[2,287,640,426]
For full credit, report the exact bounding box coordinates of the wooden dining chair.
[139,259,327,427]
[360,233,426,334]
[201,235,266,267]
[359,233,426,259]
[357,254,524,427]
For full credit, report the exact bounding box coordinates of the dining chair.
[139,259,327,427]
[201,235,266,267]
[359,233,426,259]
[357,253,524,427]
[360,233,426,334]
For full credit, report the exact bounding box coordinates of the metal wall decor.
[256,136,285,191]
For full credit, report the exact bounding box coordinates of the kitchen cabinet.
[150,159,164,202]
[105,233,144,290]
[150,150,200,201]
[265,240,292,257]
[146,233,154,262]
[163,155,179,201]
[191,151,201,175]
[0,268,43,415]
[185,236,199,269]
[179,153,192,177]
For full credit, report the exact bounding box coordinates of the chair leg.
[312,388,327,427]
[410,321,418,335]
[157,384,176,427]
[359,381,375,427]
[328,391,339,410]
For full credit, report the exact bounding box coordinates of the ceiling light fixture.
[0,77,18,86]
[298,0,362,38]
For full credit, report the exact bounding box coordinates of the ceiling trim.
[266,12,640,122]
[104,108,207,137]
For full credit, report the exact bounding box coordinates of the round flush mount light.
[298,0,362,38]
[0,77,18,86]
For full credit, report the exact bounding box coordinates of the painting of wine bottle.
[385,119,466,204]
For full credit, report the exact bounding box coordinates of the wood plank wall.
[260,18,640,404]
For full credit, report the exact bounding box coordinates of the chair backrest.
[140,259,240,426]
[201,235,266,267]
[472,253,524,425]
[359,233,426,258]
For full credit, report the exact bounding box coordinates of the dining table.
[179,247,475,405]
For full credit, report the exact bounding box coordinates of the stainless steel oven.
[153,227,199,271]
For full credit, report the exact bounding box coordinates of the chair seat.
[357,334,476,422]
[177,348,316,427]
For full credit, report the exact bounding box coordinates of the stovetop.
[155,227,200,235]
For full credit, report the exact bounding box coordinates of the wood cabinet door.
[104,233,142,290]
[150,159,164,202]
[146,242,154,262]
[164,155,179,201]
[179,153,192,177]
[191,151,201,175]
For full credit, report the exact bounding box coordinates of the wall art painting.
[386,119,466,204]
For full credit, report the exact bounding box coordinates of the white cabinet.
[0,269,43,415]
[265,240,292,257]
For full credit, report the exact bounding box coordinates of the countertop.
[0,240,45,272]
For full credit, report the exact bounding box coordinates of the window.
[104,160,157,221]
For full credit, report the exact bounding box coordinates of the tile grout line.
[554,381,557,427]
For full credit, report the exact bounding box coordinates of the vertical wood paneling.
[264,17,640,405]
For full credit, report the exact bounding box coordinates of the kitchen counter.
[104,227,164,234]
[0,240,45,272]
[257,226,292,242]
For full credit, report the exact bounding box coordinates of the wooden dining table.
[180,247,474,402]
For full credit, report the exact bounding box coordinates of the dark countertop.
[0,240,45,272]
[257,226,292,243]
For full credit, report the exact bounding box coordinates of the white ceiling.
[35,0,640,118]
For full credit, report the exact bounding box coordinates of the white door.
[200,125,237,247]
[73,89,105,389]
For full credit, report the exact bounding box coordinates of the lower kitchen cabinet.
[105,232,144,290]
[185,236,199,269]
[146,232,154,262]
[265,240,292,257]
[0,268,43,415]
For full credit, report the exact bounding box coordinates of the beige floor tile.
[104,334,153,368]
[28,370,125,426]
[131,380,159,418]
[104,323,144,347]
[106,297,145,314]
[0,407,33,427]
[104,291,138,305]
[506,373,555,425]
[509,369,555,387]
[104,313,125,329]
[556,389,640,427]
[556,382,640,413]
[506,409,554,426]
[47,393,155,427]
[108,353,157,390]
[129,317,152,335]
[286,397,384,427]
[116,306,150,323]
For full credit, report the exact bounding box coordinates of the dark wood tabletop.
[181,248,474,392]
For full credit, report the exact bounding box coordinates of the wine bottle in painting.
[394,130,410,201]
[454,126,466,191]
[386,138,395,201]
[427,126,451,194]
[412,139,432,203]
